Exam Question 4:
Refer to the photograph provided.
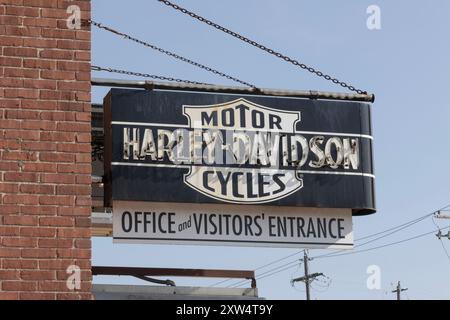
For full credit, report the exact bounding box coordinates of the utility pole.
[392,281,408,300]
[435,211,450,240]
[291,250,324,300]
[436,210,450,220]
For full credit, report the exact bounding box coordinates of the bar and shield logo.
[181,98,303,204]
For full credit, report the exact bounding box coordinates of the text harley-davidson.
[118,99,362,203]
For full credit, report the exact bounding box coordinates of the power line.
[253,264,299,283]
[229,224,450,288]
[227,260,300,288]
[355,209,444,242]
[432,216,450,264]
[313,211,440,260]
[88,20,257,88]
[314,225,450,260]
[209,250,305,288]
[210,208,447,288]
[157,0,370,95]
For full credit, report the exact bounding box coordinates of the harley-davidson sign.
[104,89,375,215]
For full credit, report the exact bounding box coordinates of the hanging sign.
[104,88,375,216]
[112,201,353,249]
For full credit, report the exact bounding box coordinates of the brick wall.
[0,0,92,300]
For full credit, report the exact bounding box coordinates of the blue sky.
[91,0,450,299]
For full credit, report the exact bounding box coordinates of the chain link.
[89,20,257,89]
[158,0,368,95]
[91,65,213,86]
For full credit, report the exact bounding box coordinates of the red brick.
[0,36,23,46]
[2,237,37,248]
[39,196,74,206]
[19,292,56,300]
[75,239,91,249]
[23,38,57,48]
[4,130,40,141]
[3,47,38,58]
[23,17,57,28]
[0,205,20,215]
[5,6,40,17]
[0,15,22,26]
[2,259,38,270]
[57,61,90,72]
[41,173,75,184]
[21,248,57,259]
[3,215,38,226]
[23,79,57,90]
[0,226,20,236]
[57,228,90,238]
[4,25,41,37]
[23,58,56,70]
[21,270,56,281]
[0,183,19,193]
[57,185,91,196]
[41,70,75,80]
[56,248,91,259]
[21,120,56,130]
[39,152,75,162]
[23,162,57,172]
[4,88,39,99]
[0,1,92,299]
[22,141,57,152]
[39,216,74,227]
[19,184,55,195]
[0,292,19,300]
[0,77,23,87]
[20,227,56,238]
[75,217,90,228]
[4,67,39,78]
[58,206,90,216]
[20,205,57,216]
[0,270,20,280]
[38,238,73,248]
[21,100,57,110]
[2,281,37,291]
[40,49,74,60]
[2,151,38,162]
[57,164,90,174]
[0,248,21,258]
[57,81,90,92]
[0,57,22,67]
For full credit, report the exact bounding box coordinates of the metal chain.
[91,65,212,86]
[89,20,257,89]
[158,0,368,95]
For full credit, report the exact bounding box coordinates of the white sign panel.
[113,201,353,249]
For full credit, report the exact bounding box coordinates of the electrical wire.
[314,225,450,260]
[432,216,450,264]
[227,260,300,288]
[313,211,441,260]
[210,207,448,288]
[209,250,305,288]
[229,224,450,288]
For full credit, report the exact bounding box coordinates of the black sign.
[104,89,375,215]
